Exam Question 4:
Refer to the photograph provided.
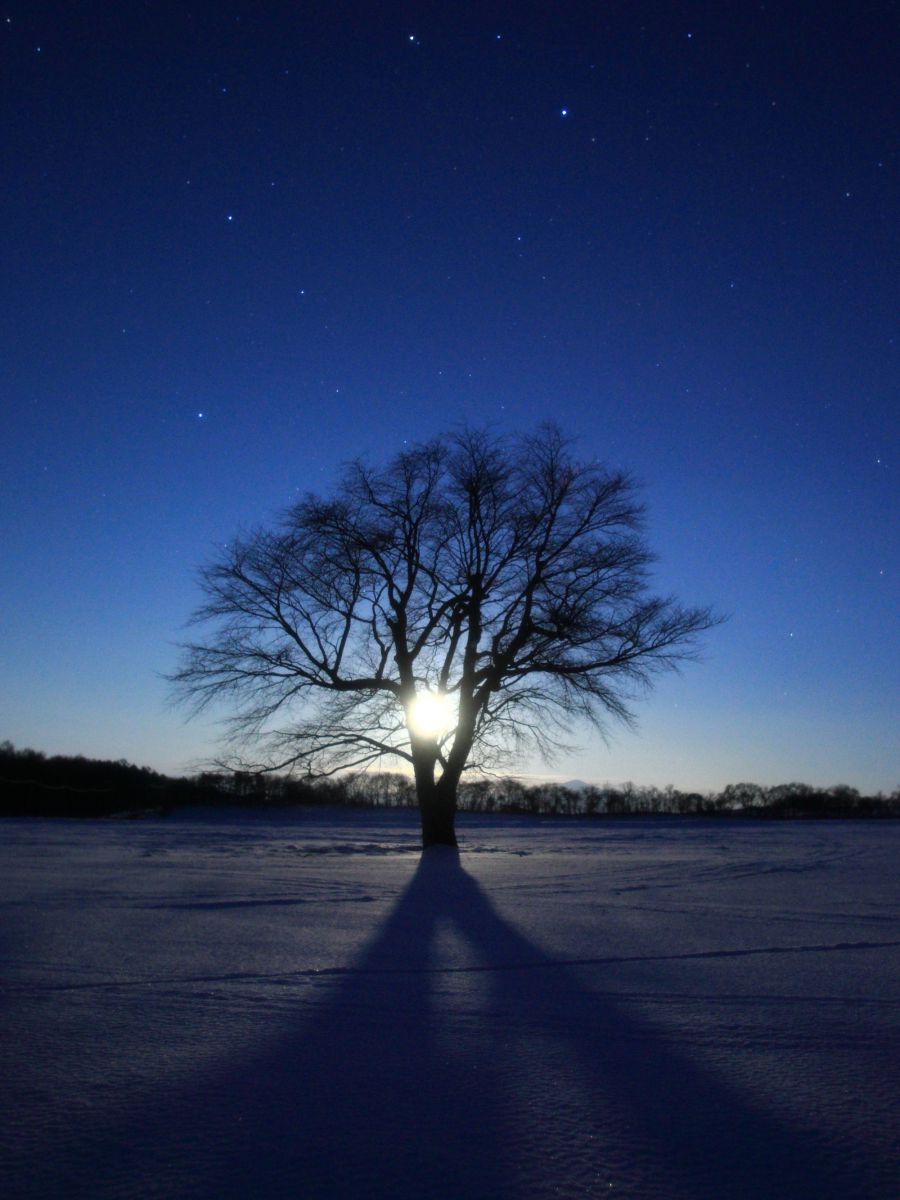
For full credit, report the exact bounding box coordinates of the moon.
[408,691,457,738]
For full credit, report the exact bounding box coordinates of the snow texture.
[2,809,898,1199]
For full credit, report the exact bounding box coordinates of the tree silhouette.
[172,425,719,846]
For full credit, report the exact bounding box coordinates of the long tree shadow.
[193,849,518,1199]
[9,850,883,1199]
[170,851,874,1198]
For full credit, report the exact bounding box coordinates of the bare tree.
[172,425,720,847]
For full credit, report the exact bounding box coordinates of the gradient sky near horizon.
[2,2,897,792]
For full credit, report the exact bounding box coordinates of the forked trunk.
[411,741,460,849]
[416,777,458,849]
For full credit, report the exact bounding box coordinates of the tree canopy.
[173,425,719,845]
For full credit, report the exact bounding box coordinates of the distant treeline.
[2,742,898,820]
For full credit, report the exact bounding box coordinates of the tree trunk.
[412,734,460,849]
[416,777,458,849]
[411,742,459,849]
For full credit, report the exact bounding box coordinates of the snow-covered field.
[2,809,898,1199]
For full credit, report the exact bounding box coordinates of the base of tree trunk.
[418,799,458,849]
[420,825,458,849]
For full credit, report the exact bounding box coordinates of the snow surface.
[2,809,898,1199]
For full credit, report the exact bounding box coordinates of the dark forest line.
[2,742,897,821]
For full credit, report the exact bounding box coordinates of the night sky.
[2,2,896,792]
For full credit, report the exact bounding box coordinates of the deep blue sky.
[2,2,897,791]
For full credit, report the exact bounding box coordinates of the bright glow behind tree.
[408,692,457,739]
